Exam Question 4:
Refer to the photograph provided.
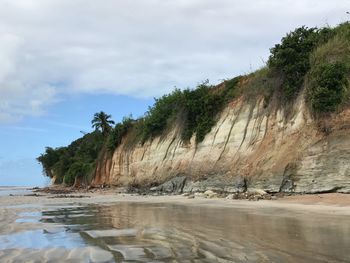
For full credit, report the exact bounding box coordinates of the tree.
[91,111,115,137]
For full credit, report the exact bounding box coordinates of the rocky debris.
[145,177,277,201]
[150,176,187,194]
[34,187,74,195]
[180,190,276,201]
[125,186,141,194]
[194,192,205,198]
[203,190,218,198]
[24,193,44,197]
[9,193,44,197]
[280,178,294,192]
[247,188,267,195]
[115,187,129,194]
[48,195,90,199]
[183,175,246,193]
[226,194,235,199]
[224,191,274,201]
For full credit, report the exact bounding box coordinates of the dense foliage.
[37,131,104,185]
[307,62,348,113]
[268,26,335,100]
[63,162,93,185]
[141,89,183,142]
[138,79,240,144]
[107,116,134,151]
[181,81,224,142]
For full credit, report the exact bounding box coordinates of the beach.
[1,188,350,262]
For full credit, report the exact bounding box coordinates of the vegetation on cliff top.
[37,22,350,185]
[268,26,336,100]
[141,78,241,144]
[37,131,104,185]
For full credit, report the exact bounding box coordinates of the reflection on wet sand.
[34,203,350,262]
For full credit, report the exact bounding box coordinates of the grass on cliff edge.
[306,22,350,115]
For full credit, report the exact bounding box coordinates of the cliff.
[93,91,350,193]
[38,23,350,193]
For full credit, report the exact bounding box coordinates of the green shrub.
[268,26,335,100]
[138,79,241,144]
[307,62,348,113]
[141,89,183,142]
[63,162,92,186]
[181,81,224,142]
[107,116,134,151]
[222,76,241,102]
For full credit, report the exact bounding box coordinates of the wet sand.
[1,190,350,262]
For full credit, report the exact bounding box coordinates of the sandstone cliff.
[93,92,350,194]
[38,23,349,192]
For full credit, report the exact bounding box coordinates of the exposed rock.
[115,187,129,194]
[225,194,235,199]
[247,188,267,195]
[183,175,248,194]
[203,190,218,198]
[34,187,74,195]
[48,195,90,199]
[24,193,43,197]
[194,192,205,198]
[150,176,187,194]
[279,163,297,192]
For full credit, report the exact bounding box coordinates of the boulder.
[247,188,267,195]
[152,176,187,194]
[204,190,218,198]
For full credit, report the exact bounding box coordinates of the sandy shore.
[1,189,350,239]
[2,189,350,215]
[1,189,350,262]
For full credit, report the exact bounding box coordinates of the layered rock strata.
[93,94,350,194]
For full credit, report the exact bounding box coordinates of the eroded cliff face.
[93,94,350,193]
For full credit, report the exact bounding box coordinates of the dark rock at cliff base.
[150,175,250,194]
[280,178,294,192]
[145,169,350,195]
[150,176,187,194]
[183,175,248,193]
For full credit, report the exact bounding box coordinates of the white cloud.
[0,0,348,122]
[0,33,57,122]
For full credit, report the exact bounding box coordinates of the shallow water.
[0,187,31,197]
[1,201,350,262]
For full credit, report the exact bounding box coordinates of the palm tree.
[91,111,115,137]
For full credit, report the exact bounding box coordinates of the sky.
[0,0,348,186]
